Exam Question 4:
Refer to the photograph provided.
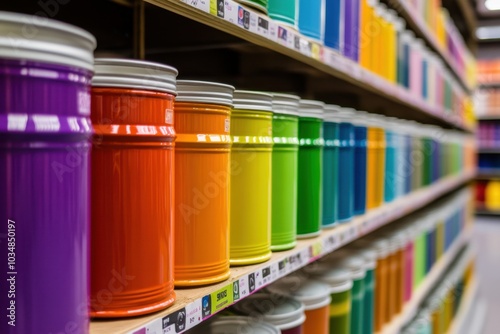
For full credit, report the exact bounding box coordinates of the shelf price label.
[210,0,225,17]
[210,284,234,314]
[235,276,250,301]
[161,307,187,333]
[236,5,251,30]
[255,16,269,37]
[311,43,321,60]
[310,242,322,259]
[185,0,210,12]
[184,300,203,331]
[323,234,339,254]
[261,266,272,285]
[278,258,289,276]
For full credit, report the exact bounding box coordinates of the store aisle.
[472,216,500,334]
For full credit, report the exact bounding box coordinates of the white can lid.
[233,90,273,112]
[267,275,332,310]
[271,93,300,116]
[336,256,367,279]
[209,316,280,334]
[93,58,178,95]
[175,80,234,106]
[303,264,353,293]
[0,11,96,71]
[299,99,324,118]
[347,244,378,269]
[233,293,306,331]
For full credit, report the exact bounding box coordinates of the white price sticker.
[185,300,203,331]
[183,0,210,12]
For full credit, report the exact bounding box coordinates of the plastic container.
[174,80,234,286]
[297,100,324,238]
[0,12,95,333]
[233,293,306,334]
[230,91,273,265]
[298,0,324,41]
[304,264,353,334]
[90,59,177,317]
[271,93,300,251]
[268,0,297,26]
[323,105,340,228]
[268,275,332,334]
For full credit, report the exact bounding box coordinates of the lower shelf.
[475,206,500,215]
[90,172,473,334]
[446,277,482,334]
[379,230,471,334]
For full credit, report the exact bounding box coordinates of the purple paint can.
[0,11,95,334]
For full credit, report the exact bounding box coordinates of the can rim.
[299,99,324,118]
[92,58,178,95]
[233,90,273,112]
[0,11,96,71]
[271,93,300,116]
[176,80,235,106]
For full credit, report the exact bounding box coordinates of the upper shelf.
[391,0,475,94]
[139,0,474,132]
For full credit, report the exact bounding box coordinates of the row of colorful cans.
[0,11,473,333]
[476,180,500,211]
[477,120,500,148]
[185,187,472,334]
[403,248,475,334]
[234,0,476,127]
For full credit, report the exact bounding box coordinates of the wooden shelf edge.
[393,0,474,94]
[475,209,500,216]
[446,278,480,334]
[89,171,474,334]
[478,148,500,154]
[142,0,473,133]
[476,114,500,121]
[378,229,471,334]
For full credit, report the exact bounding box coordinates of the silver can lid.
[299,99,324,118]
[271,93,300,116]
[92,58,178,95]
[233,90,273,112]
[0,11,96,71]
[176,80,234,106]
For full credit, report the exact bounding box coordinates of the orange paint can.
[268,275,332,334]
[174,80,234,286]
[90,59,177,317]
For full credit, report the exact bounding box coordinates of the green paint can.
[268,0,297,26]
[235,0,268,14]
[297,100,324,238]
[271,93,300,251]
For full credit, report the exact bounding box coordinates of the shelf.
[140,0,473,133]
[378,230,471,334]
[475,207,500,215]
[478,147,500,154]
[477,115,500,121]
[393,0,474,93]
[446,278,481,334]
[89,171,474,334]
[477,169,500,179]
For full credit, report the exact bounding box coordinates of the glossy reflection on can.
[230,91,273,265]
[174,80,234,286]
[297,100,324,238]
[0,13,95,332]
[90,59,177,317]
[271,94,299,251]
